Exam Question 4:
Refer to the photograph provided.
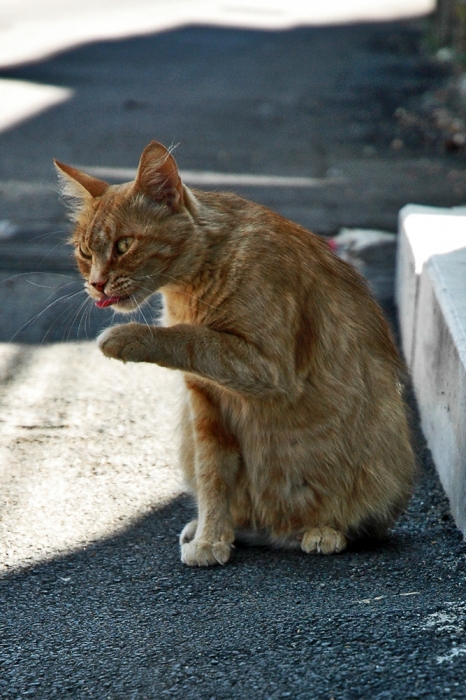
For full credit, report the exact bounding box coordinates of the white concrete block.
[412,249,466,534]
[396,204,466,368]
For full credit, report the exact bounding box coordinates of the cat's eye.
[79,244,92,259]
[115,237,134,256]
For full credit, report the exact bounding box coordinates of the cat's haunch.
[55,140,415,566]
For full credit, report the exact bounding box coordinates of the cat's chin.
[112,298,141,313]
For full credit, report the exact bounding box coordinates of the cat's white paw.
[179,520,198,544]
[97,323,149,363]
[181,538,232,567]
[301,527,347,555]
[97,326,118,356]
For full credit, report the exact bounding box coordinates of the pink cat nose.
[91,280,107,293]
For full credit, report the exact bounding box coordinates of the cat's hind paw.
[181,539,232,567]
[301,527,347,555]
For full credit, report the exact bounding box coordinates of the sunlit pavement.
[0,0,435,68]
[0,1,435,145]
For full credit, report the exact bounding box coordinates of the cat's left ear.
[134,141,183,211]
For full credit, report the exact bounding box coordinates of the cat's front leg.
[97,323,154,363]
[180,462,236,566]
[181,531,233,567]
[100,322,289,398]
[180,384,238,567]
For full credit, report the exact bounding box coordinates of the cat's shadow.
[1,493,413,587]
[0,488,446,697]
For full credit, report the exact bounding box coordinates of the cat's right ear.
[54,160,109,219]
[134,141,183,211]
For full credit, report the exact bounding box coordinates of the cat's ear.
[134,141,183,211]
[54,160,109,199]
[54,160,109,220]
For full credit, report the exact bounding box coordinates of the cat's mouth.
[95,294,130,309]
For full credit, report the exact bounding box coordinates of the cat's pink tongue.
[95,296,122,309]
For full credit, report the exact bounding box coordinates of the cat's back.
[197,190,395,360]
[196,188,370,299]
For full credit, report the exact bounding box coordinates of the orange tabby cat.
[55,141,415,566]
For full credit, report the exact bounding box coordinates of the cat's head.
[55,141,199,313]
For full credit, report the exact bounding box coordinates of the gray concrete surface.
[1,3,466,699]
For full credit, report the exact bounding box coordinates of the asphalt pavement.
[1,7,466,700]
[1,375,466,699]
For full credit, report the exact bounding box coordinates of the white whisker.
[25,278,78,290]
[132,295,156,342]
[64,296,91,343]
[134,271,221,311]
[9,288,86,343]
[0,271,76,286]
[41,290,90,345]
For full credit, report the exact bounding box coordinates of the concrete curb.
[396,204,466,535]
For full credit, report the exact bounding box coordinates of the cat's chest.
[162,291,206,326]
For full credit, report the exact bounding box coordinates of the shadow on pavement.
[0,18,463,344]
[1,451,465,699]
[0,19,456,207]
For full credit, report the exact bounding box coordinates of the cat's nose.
[91,280,107,293]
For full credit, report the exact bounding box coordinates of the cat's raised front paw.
[97,323,150,363]
[301,527,347,555]
[181,538,232,567]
